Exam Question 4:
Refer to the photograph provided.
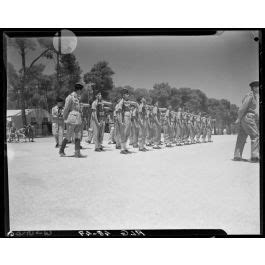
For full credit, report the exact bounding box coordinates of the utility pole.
[56,30,62,96]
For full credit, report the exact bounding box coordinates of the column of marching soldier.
[51,83,214,157]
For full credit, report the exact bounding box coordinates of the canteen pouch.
[66,110,82,125]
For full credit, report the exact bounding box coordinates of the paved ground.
[7,134,260,234]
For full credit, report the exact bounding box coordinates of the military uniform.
[113,104,121,149]
[195,115,202,143]
[116,98,132,153]
[152,105,161,147]
[234,90,259,160]
[201,116,207,143]
[164,108,172,146]
[52,105,65,146]
[131,105,139,148]
[138,102,148,151]
[175,111,182,145]
[60,91,83,156]
[206,117,212,142]
[91,98,105,150]
[146,108,154,146]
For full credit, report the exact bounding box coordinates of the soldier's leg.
[114,121,121,148]
[138,125,144,150]
[241,114,259,160]
[124,115,131,151]
[99,122,105,148]
[92,121,100,150]
[59,124,73,156]
[146,124,151,145]
[234,125,248,159]
[108,124,115,144]
[58,125,64,146]
[129,125,134,145]
[73,125,84,157]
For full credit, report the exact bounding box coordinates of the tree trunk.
[21,48,27,126]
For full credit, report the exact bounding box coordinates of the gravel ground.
[7,134,260,234]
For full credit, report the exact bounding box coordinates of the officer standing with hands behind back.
[233,81,259,162]
[59,82,85,158]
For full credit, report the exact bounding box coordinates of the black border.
[1,28,264,238]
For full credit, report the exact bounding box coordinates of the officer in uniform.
[233,81,259,162]
[59,82,85,157]
[138,97,148,151]
[152,101,162,149]
[91,91,105,152]
[116,88,132,154]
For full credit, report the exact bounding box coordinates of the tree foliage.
[83,61,115,99]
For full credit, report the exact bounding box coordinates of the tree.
[59,53,82,98]
[83,61,115,99]
[150,82,171,107]
[7,37,54,126]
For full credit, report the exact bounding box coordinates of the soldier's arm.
[237,95,252,121]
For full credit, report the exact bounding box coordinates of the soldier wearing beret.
[233,81,259,162]
[59,82,85,157]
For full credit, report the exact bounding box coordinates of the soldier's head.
[56,97,64,108]
[168,104,172,110]
[74,82,84,96]
[249,81,259,94]
[122,88,129,100]
[95,91,102,101]
[178,107,182,112]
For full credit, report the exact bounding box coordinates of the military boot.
[59,138,67,156]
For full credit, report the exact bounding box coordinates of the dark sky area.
[7,31,259,105]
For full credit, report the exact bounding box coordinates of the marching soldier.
[152,101,162,149]
[107,113,115,144]
[138,97,148,151]
[59,82,85,157]
[91,91,105,152]
[164,104,173,147]
[175,108,182,146]
[201,114,207,143]
[131,102,140,148]
[116,88,133,154]
[113,101,121,149]
[233,81,259,162]
[195,112,202,143]
[146,105,154,146]
[206,115,213,142]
